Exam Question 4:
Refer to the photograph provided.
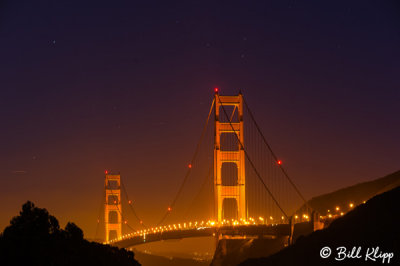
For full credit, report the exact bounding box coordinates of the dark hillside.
[241,186,400,266]
[300,170,400,214]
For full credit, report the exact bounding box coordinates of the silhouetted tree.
[0,201,140,266]
[64,222,84,241]
[3,201,60,239]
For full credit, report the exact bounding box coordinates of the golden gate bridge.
[94,89,320,249]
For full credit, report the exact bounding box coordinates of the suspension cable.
[156,98,215,226]
[217,93,289,219]
[242,97,310,210]
[106,179,137,233]
[184,163,213,217]
[120,179,148,228]
[94,185,105,240]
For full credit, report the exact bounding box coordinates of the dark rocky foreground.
[240,186,400,266]
[0,201,140,266]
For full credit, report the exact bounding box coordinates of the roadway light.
[349,203,354,208]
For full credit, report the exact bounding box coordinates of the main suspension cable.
[242,96,310,210]
[156,98,215,226]
[120,179,148,228]
[106,179,137,233]
[217,93,289,219]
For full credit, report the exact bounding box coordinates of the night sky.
[1,0,399,238]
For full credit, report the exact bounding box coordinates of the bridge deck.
[112,224,291,248]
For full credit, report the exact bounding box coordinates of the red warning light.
[124,220,127,224]
[277,160,282,165]
[214,87,219,93]
[188,163,192,169]
[105,170,108,174]
[128,200,132,204]
[140,220,143,224]
[114,200,117,204]
[167,207,172,211]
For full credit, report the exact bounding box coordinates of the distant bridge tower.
[104,172,122,242]
[214,91,246,222]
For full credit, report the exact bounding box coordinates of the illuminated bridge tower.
[214,91,246,222]
[104,172,122,242]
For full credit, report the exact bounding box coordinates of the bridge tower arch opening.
[214,92,246,222]
[222,198,239,220]
[104,173,122,242]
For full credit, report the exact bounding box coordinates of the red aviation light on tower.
[277,160,282,165]
[188,163,192,169]
[214,87,219,93]
[105,170,108,174]
[167,206,172,212]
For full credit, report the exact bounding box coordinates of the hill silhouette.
[0,201,140,266]
[241,185,400,266]
[298,170,400,215]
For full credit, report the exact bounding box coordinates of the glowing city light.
[349,203,354,208]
